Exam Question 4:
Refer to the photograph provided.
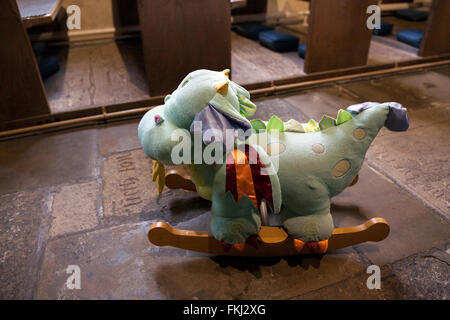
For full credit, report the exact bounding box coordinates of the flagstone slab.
[296,245,449,300]
[0,189,52,299]
[337,72,450,137]
[49,181,100,238]
[282,86,361,121]
[101,150,155,218]
[253,97,311,123]
[339,70,450,112]
[366,122,450,219]
[101,149,210,226]
[98,120,141,156]
[0,129,98,196]
[331,164,449,266]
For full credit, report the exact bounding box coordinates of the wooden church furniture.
[0,0,51,130]
[137,0,232,96]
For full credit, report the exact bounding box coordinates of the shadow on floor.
[211,254,324,277]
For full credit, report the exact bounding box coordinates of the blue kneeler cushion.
[36,55,60,80]
[233,23,274,40]
[397,29,423,48]
[32,41,60,80]
[298,43,307,58]
[373,22,393,36]
[394,9,428,21]
[258,30,299,53]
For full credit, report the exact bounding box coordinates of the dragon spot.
[353,128,366,140]
[266,142,286,156]
[312,143,325,154]
[332,159,351,177]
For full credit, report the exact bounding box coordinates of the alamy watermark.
[66,5,81,30]
[366,5,381,30]
[66,265,81,290]
[169,121,280,175]
[366,265,381,290]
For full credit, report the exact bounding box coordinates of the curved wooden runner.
[148,218,389,256]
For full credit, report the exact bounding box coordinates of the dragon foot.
[246,235,261,249]
[293,239,328,254]
[220,235,261,252]
[220,241,232,252]
[233,242,245,251]
[293,239,306,252]
[220,241,246,252]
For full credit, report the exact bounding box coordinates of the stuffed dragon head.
[138,69,258,193]
[138,69,257,163]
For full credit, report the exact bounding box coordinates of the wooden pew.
[0,0,55,129]
[419,0,450,57]
[304,0,377,74]
[137,0,232,96]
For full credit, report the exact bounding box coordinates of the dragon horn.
[214,80,229,95]
[222,69,230,78]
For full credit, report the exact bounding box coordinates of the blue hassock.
[233,23,274,40]
[36,55,60,80]
[258,30,299,53]
[373,22,393,36]
[32,42,49,56]
[32,41,60,79]
[397,29,423,48]
[394,9,428,21]
[298,43,307,58]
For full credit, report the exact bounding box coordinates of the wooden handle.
[165,168,197,192]
[327,217,390,250]
[148,217,389,256]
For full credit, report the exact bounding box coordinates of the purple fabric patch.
[190,104,252,147]
[347,102,380,114]
[385,102,409,131]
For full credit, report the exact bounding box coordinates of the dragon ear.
[190,94,252,147]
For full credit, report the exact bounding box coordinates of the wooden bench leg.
[0,0,50,129]
[419,0,450,57]
[137,0,232,96]
[304,0,377,73]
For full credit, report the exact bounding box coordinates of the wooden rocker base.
[148,218,390,256]
[150,166,387,256]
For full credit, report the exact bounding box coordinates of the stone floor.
[1,66,449,300]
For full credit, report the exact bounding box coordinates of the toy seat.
[298,43,307,58]
[373,22,393,36]
[394,9,429,21]
[233,23,274,40]
[397,29,423,48]
[259,30,299,52]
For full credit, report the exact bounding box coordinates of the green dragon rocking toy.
[138,69,409,256]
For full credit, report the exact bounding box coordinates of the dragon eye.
[154,114,164,125]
